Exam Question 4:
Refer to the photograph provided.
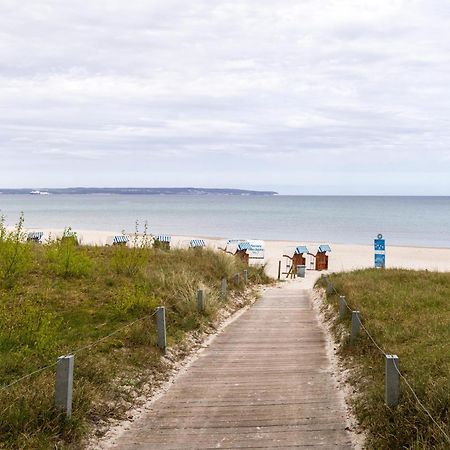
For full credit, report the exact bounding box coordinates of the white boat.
[29,190,50,195]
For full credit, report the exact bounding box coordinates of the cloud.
[0,0,449,193]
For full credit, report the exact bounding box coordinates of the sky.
[1,0,450,195]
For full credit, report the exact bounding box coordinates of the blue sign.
[374,239,385,251]
[374,234,386,268]
[375,253,386,268]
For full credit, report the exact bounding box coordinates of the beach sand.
[22,228,450,279]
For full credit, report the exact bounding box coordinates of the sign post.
[374,234,386,268]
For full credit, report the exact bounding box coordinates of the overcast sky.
[1,0,450,194]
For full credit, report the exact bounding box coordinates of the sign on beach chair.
[27,231,44,243]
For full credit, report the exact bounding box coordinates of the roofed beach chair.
[112,235,129,246]
[27,231,44,244]
[221,239,244,255]
[315,244,331,271]
[283,245,309,278]
[190,239,205,249]
[235,241,251,264]
[235,240,265,265]
[154,235,171,250]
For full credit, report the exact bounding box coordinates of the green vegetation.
[0,214,31,287]
[319,269,450,449]
[0,218,270,449]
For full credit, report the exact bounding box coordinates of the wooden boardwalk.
[109,282,353,449]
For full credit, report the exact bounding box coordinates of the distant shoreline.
[0,187,278,196]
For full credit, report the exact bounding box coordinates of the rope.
[343,297,353,313]
[354,313,387,356]
[0,310,158,392]
[393,359,450,445]
[338,291,386,355]
[0,362,57,393]
[72,310,157,356]
[327,276,450,445]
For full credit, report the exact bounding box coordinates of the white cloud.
[0,0,449,193]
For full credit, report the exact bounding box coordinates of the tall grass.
[0,218,270,449]
[319,269,450,449]
[111,221,152,276]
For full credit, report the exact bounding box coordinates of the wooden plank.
[109,282,353,449]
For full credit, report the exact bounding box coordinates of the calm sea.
[1,195,449,248]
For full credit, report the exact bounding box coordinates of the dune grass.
[0,219,270,449]
[319,269,450,449]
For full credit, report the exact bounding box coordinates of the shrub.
[0,214,31,288]
[45,228,92,278]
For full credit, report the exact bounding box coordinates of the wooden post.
[339,296,347,319]
[55,354,74,418]
[351,311,360,342]
[385,355,400,407]
[277,260,281,280]
[243,270,248,284]
[221,278,227,297]
[156,307,167,352]
[197,289,205,312]
[234,273,240,285]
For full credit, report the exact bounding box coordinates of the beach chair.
[221,239,244,255]
[235,242,251,264]
[235,240,265,265]
[315,244,331,271]
[293,245,309,268]
[190,239,206,249]
[154,235,171,250]
[112,235,129,246]
[283,245,308,278]
[27,231,44,244]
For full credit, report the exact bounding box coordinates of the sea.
[0,195,449,248]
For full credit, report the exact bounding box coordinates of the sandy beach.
[22,228,450,279]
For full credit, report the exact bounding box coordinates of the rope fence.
[0,270,248,419]
[0,310,158,394]
[325,276,450,445]
[72,310,157,356]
